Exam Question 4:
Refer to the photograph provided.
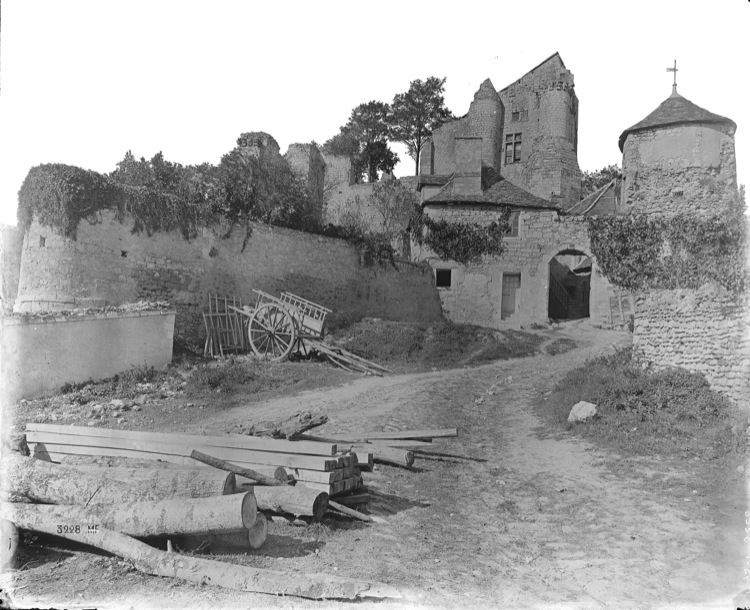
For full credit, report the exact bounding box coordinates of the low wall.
[1,309,175,404]
[633,285,750,406]
[15,211,443,345]
[0,225,23,314]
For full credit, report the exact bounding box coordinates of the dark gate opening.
[548,249,591,320]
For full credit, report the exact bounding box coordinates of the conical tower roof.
[618,91,736,151]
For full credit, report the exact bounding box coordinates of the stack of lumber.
[0,454,400,600]
[25,423,360,501]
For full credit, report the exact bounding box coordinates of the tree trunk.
[179,511,268,553]
[3,504,401,600]
[1,454,234,505]
[1,492,256,538]
[190,450,286,487]
[247,484,328,520]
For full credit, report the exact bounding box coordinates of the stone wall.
[0,225,23,314]
[621,123,738,216]
[415,205,614,328]
[499,56,582,208]
[15,211,444,344]
[285,143,326,204]
[633,286,749,405]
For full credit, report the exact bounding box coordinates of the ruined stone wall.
[621,123,738,216]
[499,59,582,208]
[414,205,613,328]
[15,211,444,344]
[0,225,23,314]
[285,143,326,204]
[633,286,749,405]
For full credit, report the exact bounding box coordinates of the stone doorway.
[548,249,591,320]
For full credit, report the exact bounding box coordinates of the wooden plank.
[281,467,344,484]
[297,433,431,447]
[351,428,458,441]
[28,440,339,472]
[26,424,337,456]
[349,452,373,470]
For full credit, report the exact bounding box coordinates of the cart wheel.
[248,304,296,361]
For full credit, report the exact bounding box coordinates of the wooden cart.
[237,290,332,362]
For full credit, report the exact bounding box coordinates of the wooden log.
[27,423,337,456]
[1,454,235,505]
[327,501,372,523]
[349,444,414,467]
[250,485,328,520]
[353,428,458,441]
[190,450,287,487]
[0,519,19,572]
[1,492,256,538]
[246,412,328,439]
[3,504,401,600]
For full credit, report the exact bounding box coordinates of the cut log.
[27,423,337,456]
[190,450,287,487]
[248,484,328,520]
[1,454,234,505]
[1,492,256,538]
[246,411,328,439]
[2,504,401,600]
[0,519,19,572]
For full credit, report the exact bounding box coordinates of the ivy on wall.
[411,205,512,265]
[18,164,216,240]
[588,201,748,297]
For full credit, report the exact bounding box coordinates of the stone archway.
[548,248,591,320]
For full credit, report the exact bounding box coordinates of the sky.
[1,0,748,227]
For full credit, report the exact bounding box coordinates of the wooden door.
[501,274,521,320]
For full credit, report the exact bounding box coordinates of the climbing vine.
[17,164,217,240]
[588,202,748,297]
[411,205,512,265]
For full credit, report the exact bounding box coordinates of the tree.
[389,77,454,175]
[324,101,398,183]
[369,178,418,242]
[581,164,621,199]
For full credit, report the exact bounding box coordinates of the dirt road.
[5,322,745,609]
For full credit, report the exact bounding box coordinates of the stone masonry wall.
[621,124,738,216]
[633,286,750,405]
[415,205,613,328]
[0,225,23,314]
[15,211,444,344]
[499,57,582,209]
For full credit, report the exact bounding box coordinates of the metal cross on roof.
[667,60,678,95]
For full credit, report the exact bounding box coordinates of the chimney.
[454,137,482,195]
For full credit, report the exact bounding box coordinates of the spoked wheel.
[248,304,297,361]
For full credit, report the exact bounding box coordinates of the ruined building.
[415,53,616,329]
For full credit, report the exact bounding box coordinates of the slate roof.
[618,91,736,151]
[424,174,559,210]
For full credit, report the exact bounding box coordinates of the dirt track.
[4,322,745,609]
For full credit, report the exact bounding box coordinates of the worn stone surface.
[0,225,23,314]
[568,401,598,423]
[633,286,750,405]
[415,205,616,328]
[15,211,444,344]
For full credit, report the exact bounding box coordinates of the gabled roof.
[618,91,736,151]
[424,174,559,210]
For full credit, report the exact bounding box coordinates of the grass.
[328,320,545,370]
[542,347,744,460]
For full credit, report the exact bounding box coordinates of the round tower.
[467,78,504,171]
[619,89,737,217]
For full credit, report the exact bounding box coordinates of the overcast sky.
[1,0,747,227]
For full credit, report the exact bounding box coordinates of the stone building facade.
[415,55,612,329]
[421,53,582,210]
[619,86,749,405]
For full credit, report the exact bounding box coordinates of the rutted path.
[7,322,744,609]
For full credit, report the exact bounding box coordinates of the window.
[505,133,522,164]
[511,111,520,123]
[506,211,520,237]
[435,269,452,288]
